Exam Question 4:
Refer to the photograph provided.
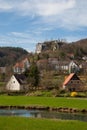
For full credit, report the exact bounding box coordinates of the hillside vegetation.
[0,38,87,66]
[36,38,87,60]
[63,38,87,59]
[0,47,28,66]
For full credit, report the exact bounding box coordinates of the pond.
[0,109,87,122]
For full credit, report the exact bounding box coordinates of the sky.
[0,0,87,52]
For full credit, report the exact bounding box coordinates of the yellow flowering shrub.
[70,92,78,97]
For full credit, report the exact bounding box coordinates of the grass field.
[0,117,87,130]
[0,96,87,130]
[0,96,87,109]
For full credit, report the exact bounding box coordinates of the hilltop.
[35,38,87,60]
[0,38,87,66]
[64,38,87,58]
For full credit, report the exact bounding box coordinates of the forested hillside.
[62,38,87,58]
[0,47,28,66]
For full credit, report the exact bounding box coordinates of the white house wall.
[6,75,20,91]
[69,61,79,73]
[24,59,30,68]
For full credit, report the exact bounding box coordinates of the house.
[56,60,79,73]
[69,61,79,74]
[13,58,30,74]
[48,60,71,72]
[58,61,69,71]
[37,59,79,73]
[63,73,83,92]
[48,59,68,71]
[6,74,27,91]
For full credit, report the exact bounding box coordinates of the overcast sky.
[0,0,87,52]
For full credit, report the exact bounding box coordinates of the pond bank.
[0,105,87,114]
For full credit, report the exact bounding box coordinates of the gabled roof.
[13,58,29,69]
[14,74,27,84]
[63,73,75,86]
[69,60,78,67]
[14,62,24,68]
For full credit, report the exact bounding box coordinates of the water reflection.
[0,109,87,122]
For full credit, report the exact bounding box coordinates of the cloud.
[35,0,75,16]
[0,0,87,52]
[0,1,12,11]
[23,0,75,17]
[0,31,43,52]
[0,0,75,16]
[0,0,87,30]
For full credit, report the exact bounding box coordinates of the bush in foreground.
[71,92,78,97]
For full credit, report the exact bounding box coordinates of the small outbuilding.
[63,73,83,92]
[6,74,27,91]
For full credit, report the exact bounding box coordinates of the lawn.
[0,96,87,130]
[0,117,87,130]
[0,96,87,109]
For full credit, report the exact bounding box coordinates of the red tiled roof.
[14,58,29,68]
[63,73,75,86]
[14,63,19,67]
[14,62,24,68]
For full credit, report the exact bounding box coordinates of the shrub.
[63,92,70,97]
[71,92,78,97]
[76,92,86,97]
[29,91,42,96]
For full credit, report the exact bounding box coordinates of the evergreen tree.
[25,63,40,88]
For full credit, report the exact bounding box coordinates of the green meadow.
[0,117,87,130]
[0,96,87,109]
[0,96,87,130]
